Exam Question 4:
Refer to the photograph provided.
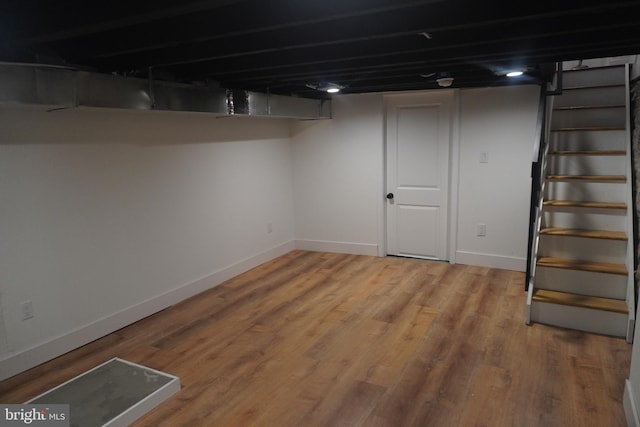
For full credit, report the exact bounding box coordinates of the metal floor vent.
[27,358,180,427]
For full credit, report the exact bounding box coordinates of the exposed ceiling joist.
[1,0,639,98]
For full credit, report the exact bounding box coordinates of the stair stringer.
[527,64,635,342]
[622,64,635,342]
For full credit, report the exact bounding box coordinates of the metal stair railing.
[525,87,552,292]
[525,92,555,325]
[526,63,562,293]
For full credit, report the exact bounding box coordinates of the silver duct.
[0,63,331,119]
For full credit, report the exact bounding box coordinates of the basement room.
[1,1,640,426]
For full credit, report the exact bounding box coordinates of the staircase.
[526,64,636,342]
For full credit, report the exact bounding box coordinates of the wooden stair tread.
[564,64,625,71]
[537,257,627,275]
[554,105,625,111]
[549,150,625,156]
[551,127,625,132]
[563,83,625,90]
[543,200,626,209]
[546,175,626,182]
[532,289,628,314]
[539,227,627,241]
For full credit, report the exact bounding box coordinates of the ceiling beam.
[3,0,445,46]
[80,2,640,72]
[166,26,640,80]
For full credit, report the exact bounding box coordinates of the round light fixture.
[307,82,344,93]
[436,77,454,87]
[506,71,524,77]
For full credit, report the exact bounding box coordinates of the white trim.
[448,89,461,263]
[377,96,387,258]
[379,94,391,257]
[455,250,526,272]
[625,379,640,427]
[381,89,459,260]
[0,241,295,381]
[377,192,387,258]
[295,239,379,256]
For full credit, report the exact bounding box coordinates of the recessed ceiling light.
[436,77,454,87]
[506,71,524,77]
[306,82,344,94]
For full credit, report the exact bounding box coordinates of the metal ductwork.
[0,63,331,119]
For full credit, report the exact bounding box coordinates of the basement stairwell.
[526,63,636,342]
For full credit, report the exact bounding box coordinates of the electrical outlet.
[477,223,487,237]
[21,300,34,320]
[267,222,273,234]
[480,152,489,163]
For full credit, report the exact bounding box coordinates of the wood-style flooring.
[0,250,631,426]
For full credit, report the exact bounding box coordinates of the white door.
[386,91,453,260]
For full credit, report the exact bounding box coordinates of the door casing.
[380,90,460,262]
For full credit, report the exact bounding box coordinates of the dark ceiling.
[1,0,640,98]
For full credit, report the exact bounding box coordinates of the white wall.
[291,94,384,256]
[0,84,541,379]
[625,319,640,426]
[455,85,540,270]
[291,86,540,269]
[0,107,295,379]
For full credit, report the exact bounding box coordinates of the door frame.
[378,89,461,263]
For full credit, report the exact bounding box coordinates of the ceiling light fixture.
[436,77,454,87]
[306,82,344,94]
[506,71,524,77]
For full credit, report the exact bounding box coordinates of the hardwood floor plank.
[319,380,387,427]
[358,305,439,388]
[0,251,630,427]
[567,356,618,426]
[459,364,514,426]
[373,276,424,323]
[520,338,568,426]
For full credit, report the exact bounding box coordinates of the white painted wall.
[0,107,295,379]
[625,318,640,426]
[291,86,540,270]
[291,94,384,256]
[0,84,541,379]
[455,86,540,270]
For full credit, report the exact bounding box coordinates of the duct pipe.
[0,62,331,119]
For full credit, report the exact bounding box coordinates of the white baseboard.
[625,379,640,427]
[0,241,295,382]
[295,239,379,256]
[455,251,526,272]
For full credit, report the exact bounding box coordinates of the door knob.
[386,193,394,200]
